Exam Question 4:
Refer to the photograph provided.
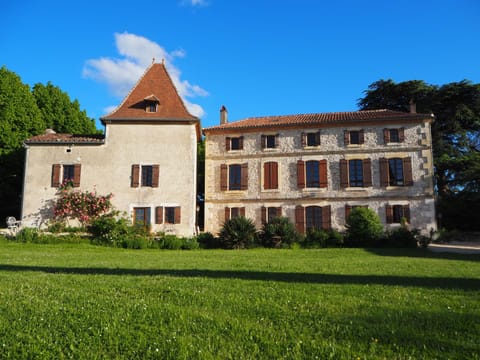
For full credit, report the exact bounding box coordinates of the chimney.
[409,99,417,114]
[220,105,228,125]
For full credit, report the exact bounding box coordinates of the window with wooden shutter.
[131,164,140,187]
[73,164,81,187]
[385,205,394,224]
[340,159,348,188]
[319,160,328,188]
[240,207,245,217]
[240,163,248,190]
[264,162,278,190]
[220,164,228,191]
[301,132,306,147]
[155,206,163,224]
[52,164,61,187]
[345,205,352,221]
[383,128,390,144]
[344,130,350,146]
[261,135,266,149]
[388,204,411,223]
[359,130,364,144]
[295,205,305,234]
[226,137,231,151]
[297,160,305,189]
[379,158,388,187]
[151,165,159,187]
[398,128,405,142]
[261,206,267,224]
[174,207,181,224]
[224,207,230,222]
[322,205,331,230]
[403,157,413,186]
[363,158,372,187]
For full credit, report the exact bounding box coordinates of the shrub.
[15,228,40,243]
[196,232,221,249]
[345,207,383,247]
[219,217,258,249]
[261,216,301,248]
[181,237,200,250]
[88,215,131,246]
[155,235,183,250]
[384,226,419,248]
[119,235,150,249]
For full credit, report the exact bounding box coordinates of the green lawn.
[0,241,479,359]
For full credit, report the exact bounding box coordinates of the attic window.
[146,101,158,113]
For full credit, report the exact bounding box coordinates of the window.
[349,160,363,187]
[301,131,321,147]
[220,163,248,191]
[339,159,372,188]
[379,157,413,187]
[134,207,150,229]
[155,206,181,224]
[344,130,364,146]
[52,164,81,187]
[386,204,410,224]
[131,164,159,188]
[295,205,331,233]
[263,162,278,190]
[261,206,281,224]
[261,134,278,149]
[297,160,328,189]
[383,128,404,143]
[224,207,245,221]
[146,102,157,112]
[226,136,243,151]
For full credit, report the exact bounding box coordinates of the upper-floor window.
[220,163,248,191]
[131,164,159,188]
[226,136,244,151]
[52,164,81,188]
[261,134,278,149]
[146,102,157,112]
[384,128,405,144]
[301,131,321,147]
[263,162,278,190]
[297,160,328,189]
[379,157,413,187]
[62,165,75,182]
[344,130,364,146]
[339,159,372,188]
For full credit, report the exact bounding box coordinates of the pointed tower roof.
[101,62,199,124]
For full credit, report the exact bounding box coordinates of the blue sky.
[1,0,479,129]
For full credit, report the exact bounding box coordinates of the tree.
[345,207,383,247]
[358,79,480,230]
[32,82,98,134]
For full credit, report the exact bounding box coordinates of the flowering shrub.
[53,187,113,225]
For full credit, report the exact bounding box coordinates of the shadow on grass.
[366,247,480,262]
[0,264,479,291]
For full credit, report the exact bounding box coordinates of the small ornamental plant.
[53,184,113,226]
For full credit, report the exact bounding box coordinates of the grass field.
[0,240,479,359]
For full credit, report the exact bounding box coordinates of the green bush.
[261,216,301,248]
[181,237,200,250]
[301,229,343,248]
[15,228,40,243]
[196,232,221,249]
[384,226,419,248]
[345,207,383,247]
[219,217,258,249]
[88,215,131,246]
[119,235,150,249]
[155,235,183,250]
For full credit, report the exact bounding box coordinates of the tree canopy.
[358,79,480,230]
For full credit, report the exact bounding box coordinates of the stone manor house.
[21,63,437,236]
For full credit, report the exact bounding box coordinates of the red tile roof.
[203,109,433,134]
[25,133,105,145]
[101,62,199,123]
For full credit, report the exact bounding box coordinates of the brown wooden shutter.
[155,206,163,224]
[240,207,246,217]
[297,160,305,189]
[275,134,279,148]
[174,207,181,224]
[403,205,410,223]
[340,159,348,188]
[220,164,228,191]
[224,207,230,222]
[301,132,306,147]
[261,135,266,149]
[383,128,390,144]
[345,205,352,221]
[403,157,413,186]
[264,163,271,189]
[239,136,244,150]
[344,130,350,145]
[386,205,393,224]
[241,163,248,190]
[261,206,267,224]
[276,207,282,217]
[315,131,321,146]
[319,160,328,188]
[359,129,365,144]
[363,158,372,187]
[151,165,159,187]
[225,137,231,151]
[295,205,305,234]
[264,162,279,189]
[52,164,61,187]
[322,205,331,230]
[131,164,140,188]
[399,128,405,142]
[72,164,81,187]
[379,158,389,187]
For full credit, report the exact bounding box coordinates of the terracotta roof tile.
[101,62,198,122]
[203,109,433,134]
[25,133,105,144]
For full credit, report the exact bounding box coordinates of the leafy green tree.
[358,79,480,230]
[345,207,383,247]
[32,82,98,134]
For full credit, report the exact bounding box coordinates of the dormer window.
[144,94,160,113]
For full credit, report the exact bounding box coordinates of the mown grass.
[0,240,479,359]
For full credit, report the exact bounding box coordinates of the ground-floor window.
[134,207,151,229]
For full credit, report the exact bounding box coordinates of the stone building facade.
[203,107,436,235]
[21,62,200,236]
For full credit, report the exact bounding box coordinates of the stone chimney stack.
[409,99,417,114]
[220,105,228,125]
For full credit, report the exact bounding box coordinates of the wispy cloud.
[83,32,208,118]
[180,0,209,7]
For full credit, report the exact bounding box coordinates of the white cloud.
[83,32,208,118]
[180,0,209,7]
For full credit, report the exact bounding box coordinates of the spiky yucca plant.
[219,216,258,249]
